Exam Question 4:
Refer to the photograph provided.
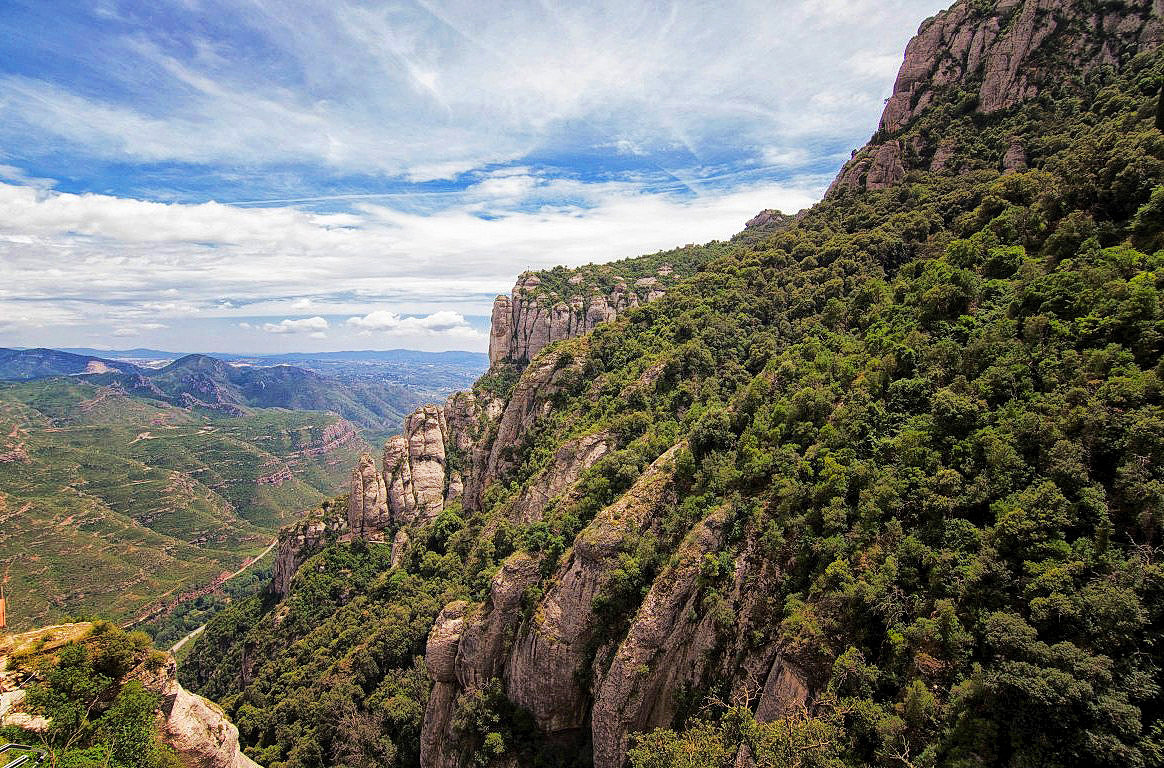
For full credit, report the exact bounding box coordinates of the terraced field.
[0,378,369,630]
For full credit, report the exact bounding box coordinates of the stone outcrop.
[421,602,471,768]
[0,624,260,768]
[150,656,263,768]
[503,446,682,735]
[382,405,454,527]
[508,432,614,523]
[489,269,673,367]
[347,453,389,539]
[481,348,583,502]
[590,509,727,768]
[830,0,1163,194]
[273,505,348,596]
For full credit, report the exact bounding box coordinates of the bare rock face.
[347,453,389,540]
[421,602,471,768]
[754,656,810,723]
[831,0,1162,194]
[1003,139,1028,172]
[481,348,582,502]
[383,405,453,526]
[504,445,682,735]
[391,528,411,568]
[273,507,348,597]
[508,432,614,523]
[151,656,263,768]
[488,271,666,367]
[835,140,908,192]
[455,553,541,691]
[404,405,451,521]
[591,509,728,768]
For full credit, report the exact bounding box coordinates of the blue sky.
[0,0,949,353]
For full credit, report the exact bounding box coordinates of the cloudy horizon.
[0,0,949,353]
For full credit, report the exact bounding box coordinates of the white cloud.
[112,322,167,337]
[347,310,481,337]
[0,176,822,332]
[0,1,948,177]
[259,316,330,335]
[0,0,955,352]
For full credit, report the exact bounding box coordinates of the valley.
[0,350,486,632]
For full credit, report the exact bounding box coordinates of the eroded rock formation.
[489,270,673,366]
[273,505,348,596]
[830,0,1163,194]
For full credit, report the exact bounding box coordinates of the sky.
[0,0,950,354]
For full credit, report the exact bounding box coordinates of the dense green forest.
[182,19,1164,768]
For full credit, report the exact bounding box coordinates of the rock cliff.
[488,266,676,367]
[0,623,260,768]
[273,502,349,596]
[830,0,1163,193]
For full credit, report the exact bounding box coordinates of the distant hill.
[54,346,489,367]
[0,348,141,380]
[0,348,489,441]
[0,376,370,630]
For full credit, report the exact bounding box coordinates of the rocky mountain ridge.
[489,272,666,367]
[830,0,1163,193]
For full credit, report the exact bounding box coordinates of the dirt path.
[169,624,206,653]
[167,538,277,653]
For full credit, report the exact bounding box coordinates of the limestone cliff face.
[489,270,670,367]
[273,504,348,596]
[830,0,1163,193]
[0,624,260,768]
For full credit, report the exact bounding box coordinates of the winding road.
[168,538,277,653]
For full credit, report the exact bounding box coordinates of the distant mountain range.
[52,347,487,366]
[0,346,488,629]
[0,347,489,441]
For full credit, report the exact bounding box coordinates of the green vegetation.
[187,34,1164,768]
[0,377,368,630]
[2,622,180,768]
[524,242,719,302]
[183,531,455,768]
[140,551,274,653]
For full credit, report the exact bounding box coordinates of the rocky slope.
[0,623,259,768]
[830,0,1163,193]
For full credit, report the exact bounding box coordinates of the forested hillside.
[184,2,1164,767]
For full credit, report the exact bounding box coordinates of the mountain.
[0,347,141,379]
[58,346,178,360]
[0,375,370,630]
[0,349,488,442]
[178,2,1164,768]
[101,353,439,442]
